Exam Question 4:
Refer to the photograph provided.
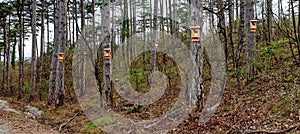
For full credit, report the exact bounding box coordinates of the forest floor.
[171,62,300,133]
[0,99,58,134]
[1,43,300,133]
[1,61,299,134]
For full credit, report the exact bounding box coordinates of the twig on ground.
[245,124,299,134]
[59,112,81,132]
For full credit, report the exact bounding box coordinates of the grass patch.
[83,121,98,132]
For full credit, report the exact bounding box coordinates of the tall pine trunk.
[55,0,67,107]
[245,0,256,82]
[228,0,234,65]
[48,0,58,105]
[101,0,111,109]
[189,0,203,106]
[235,0,245,69]
[17,0,24,100]
[149,0,158,83]
[29,0,37,102]
[38,0,45,101]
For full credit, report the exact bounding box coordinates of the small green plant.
[283,77,293,83]
[294,87,299,97]
[284,61,294,66]
[230,67,245,77]
[125,104,143,114]
[83,121,98,132]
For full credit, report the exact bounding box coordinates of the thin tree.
[228,0,235,65]
[38,0,45,101]
[235,0,245,69]
[245,0,256,82]
[298,0,300,61]
[80,0,85,32]
[29,0,37,102]
[218,0,228,62]
[7,13,11,96]
[48,0,58,105]
[148,0,158,83]
[2,15,7,94]
[266,0,272,42]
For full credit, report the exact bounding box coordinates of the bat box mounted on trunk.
[190,26,201,42]
[250,20,258,33]
[104,48,111,60]
[57,53,65,63]
[155,43,158,48]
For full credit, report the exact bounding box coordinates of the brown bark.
[149,0,158,83]
[38,0,45,101]
[235,0,245,69]
[55,0,67,107]
[29,0,37,102]
[101,0,111,109]
[17,0,24,100]
[245,0,256,82]
[228,0,234,66]
[48,0,58,105]
[189,0,203,105]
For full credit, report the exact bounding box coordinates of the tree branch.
[59,112,81,132]
[245,125,299,134]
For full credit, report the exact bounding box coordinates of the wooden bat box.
[58,53,65,63]
[250,20,258,33]
[190,26,201,42]
[104,48,111,60]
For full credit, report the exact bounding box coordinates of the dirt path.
[0,100,58,134]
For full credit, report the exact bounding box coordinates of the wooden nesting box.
[250,20,258,33]
[104,48,111,60]
[155,43,158,48]
[190,26,201,42]
[57,53,65,63]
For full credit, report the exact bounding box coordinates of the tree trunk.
[48,0,58,105]
[101,0,111,109]
[298,0,300,61]
[142,0,146,69]
[46,4,50,53]
[75,0,79,42]
[245,0,256,82]
[38,0,45,101]
[80,0,85,33]
[72,0,75,48]
[168,0,172,34]
[2,17,7,94]
[267,0,272,42]
[29,0,37,102]
[17,0,24,100]
[149,0,158,83]
[218,0,228,63]
[7,15,11,96]
[228,0,234,66]
[235,0,245,69]
[55,0,67,107]
[262,0,268,44]
[291,0,299,60]
[189,0,203,105]
[209,0,214,29]
[235,0,239,21]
